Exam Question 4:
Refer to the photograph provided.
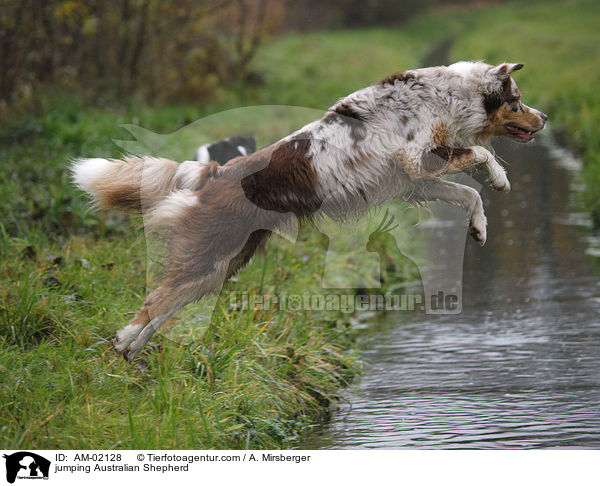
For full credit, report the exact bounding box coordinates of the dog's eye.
[511,104,519,112]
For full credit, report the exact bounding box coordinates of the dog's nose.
[540,111,548,122]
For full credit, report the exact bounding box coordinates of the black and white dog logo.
[3,452,51,483]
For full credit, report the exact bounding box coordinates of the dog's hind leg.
[116,283,199,361]
[123,309,175,362]
[113,286,173,354]
[418,178,487,245]
[113,306,150,353]
[113,280,195,356]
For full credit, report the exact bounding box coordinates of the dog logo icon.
[3,452,51,483]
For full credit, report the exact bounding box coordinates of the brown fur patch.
[197,161,221,189]
[482,103,544,139]
[124,286,178,329]
[333,102,364,121]
[161,139,321,291]
[128,305,150,326]
[379,71,415,85]
[422,146,475,174]
[422,152,448,174]
[483,77,519,114]
[442,147,477,173]
[479,76,545,140]
[226,229,271,280]
[432,123,450,146]
[91,157,181,211]
[241,138,321,217]
[101,183,143,211]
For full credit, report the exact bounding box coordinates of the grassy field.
[2,0,597,449]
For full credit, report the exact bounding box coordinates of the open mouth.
[505,123,535,141]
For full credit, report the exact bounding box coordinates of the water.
[302,138,600,449]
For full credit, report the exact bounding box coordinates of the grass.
[2,0,597,449]
[250,28,439,109]
[0,228,362,448]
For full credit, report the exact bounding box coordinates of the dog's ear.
[489,62,524,78]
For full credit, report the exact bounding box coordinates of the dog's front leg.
[419,178,487,245]
[468,146,510,193]
[448,146,510,192]
[424,146,510,192]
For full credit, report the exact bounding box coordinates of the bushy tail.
[71,156,205,211]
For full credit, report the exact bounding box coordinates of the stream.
[301,137,600,449]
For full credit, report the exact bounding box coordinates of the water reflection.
[302,138,600,449]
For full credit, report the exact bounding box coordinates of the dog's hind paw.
[122,347,133,362]
[112,337,125,353]
[113,323,144,353]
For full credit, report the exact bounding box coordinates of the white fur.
[423,178,487,245]
[123,311,174,360]
[196,144,210,163]
[146,189,199,230]
[471,146,510,192]
[284,61,538,222]
[448,61,480,77]
[71,158,114,197]
[114,323,145,352]
[174,160,207,189]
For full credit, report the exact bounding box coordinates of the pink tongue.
[507,125,532,140]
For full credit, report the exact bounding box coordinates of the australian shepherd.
[72,61,547,361]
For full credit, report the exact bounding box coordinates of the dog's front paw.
[490,172,511,192]
[469,211,487,246]
[469,224,486,246]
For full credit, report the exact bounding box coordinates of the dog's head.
[475,62,547,143]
